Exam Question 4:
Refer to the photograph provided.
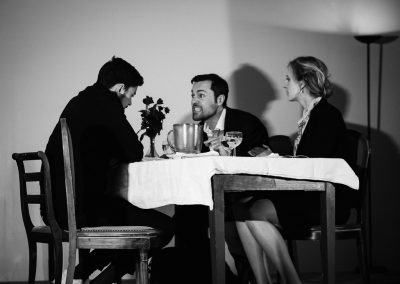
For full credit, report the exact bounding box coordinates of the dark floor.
[301,270,400,284]
[2,270,400,284]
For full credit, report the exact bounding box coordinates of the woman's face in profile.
[284,67,301,102]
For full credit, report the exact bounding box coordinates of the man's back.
[45,83,143,228]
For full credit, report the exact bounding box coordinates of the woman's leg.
[236,221,272,284]
[245,198,301,284]
[246,220,301,284]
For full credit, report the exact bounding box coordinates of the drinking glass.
[162,139,174,155]
[225,131,243,156]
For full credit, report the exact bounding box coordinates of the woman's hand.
[248,145,272,157]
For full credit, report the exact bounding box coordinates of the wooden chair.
[12,151,67,284]
[60,117,162,284]
[285,129,371,283]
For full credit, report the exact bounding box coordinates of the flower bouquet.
[137,96,170,157]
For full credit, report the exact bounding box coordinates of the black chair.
[12,151,67,284]
[269,135,293,156]
[60,118,163,284]
[285,129,371,283]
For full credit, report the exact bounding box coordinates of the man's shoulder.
[224,107,267,135]
[66,85,121,114]
[226,107,262,122]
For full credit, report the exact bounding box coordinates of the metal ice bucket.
[167,123,203,154]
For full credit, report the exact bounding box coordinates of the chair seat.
[31,225,53,234]
[31,226,69,241]
[76,226,161,250]
[79,226,161,236]
[306,224,362,240]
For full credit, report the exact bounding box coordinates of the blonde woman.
[235,56,350,284]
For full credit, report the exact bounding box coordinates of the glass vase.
[145,135,159,158]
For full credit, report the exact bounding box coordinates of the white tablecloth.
[127,156,359,209]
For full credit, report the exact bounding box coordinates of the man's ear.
[110,83,125,95]
[217,94,226,106]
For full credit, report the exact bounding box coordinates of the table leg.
[209,176,225,284]
[320,182,335,284]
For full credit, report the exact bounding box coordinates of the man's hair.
[191,73,229,107]
[97,56,144,88]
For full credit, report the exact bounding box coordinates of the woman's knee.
[248,199,279,224]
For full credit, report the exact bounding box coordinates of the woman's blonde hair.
[288,56,333,98]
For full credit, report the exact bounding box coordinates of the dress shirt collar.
[203,108,226,137]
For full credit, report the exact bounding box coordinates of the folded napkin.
[167,150,219,159]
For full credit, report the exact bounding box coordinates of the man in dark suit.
[174,73,269,283]
[45,57,174,283]
[190,74,269,157]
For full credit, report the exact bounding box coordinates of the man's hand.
[216,145,231,156]
[204,135,231,156]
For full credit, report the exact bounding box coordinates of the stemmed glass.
[162,139,174,155]
[225,131,243,156]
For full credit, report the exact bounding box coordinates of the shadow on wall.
[228,64,276,131]
[330,83,400,271]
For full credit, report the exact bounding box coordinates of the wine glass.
[225,131,243,156]
[162,139,174,155]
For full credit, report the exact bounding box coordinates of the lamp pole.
[376,36,398,131]
[354,35,381,140]
[354,35,380,275]
[354,34,398,274]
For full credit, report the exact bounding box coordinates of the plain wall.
[1,0,399,280]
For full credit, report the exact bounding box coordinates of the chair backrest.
[269,135,293,156]
[345,129,370,177]
[12,151,61,233]
[60,118,78,237]
[344,129,370,223]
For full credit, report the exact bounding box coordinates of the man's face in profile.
[191,80,219,121]
[120,86,138,109]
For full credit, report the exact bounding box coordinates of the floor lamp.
[376,36,398,131]
[354,34,398,272]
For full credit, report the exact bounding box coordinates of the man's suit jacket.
[202,107,269,156]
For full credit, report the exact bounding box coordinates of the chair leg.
[53,239,63,284]
[287,239,299,272]
[357,230,370,284]
[78,249,90,281]
[49,242,55,282]
[66,240,77,284]
[28,239,37,284]
[137,248,149,284]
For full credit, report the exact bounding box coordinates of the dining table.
[108,154,359,284]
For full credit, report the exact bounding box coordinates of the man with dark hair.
[191,73,229,107]
[45,56,174,283]
[191,73,268,155]
[174,73,270,283]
